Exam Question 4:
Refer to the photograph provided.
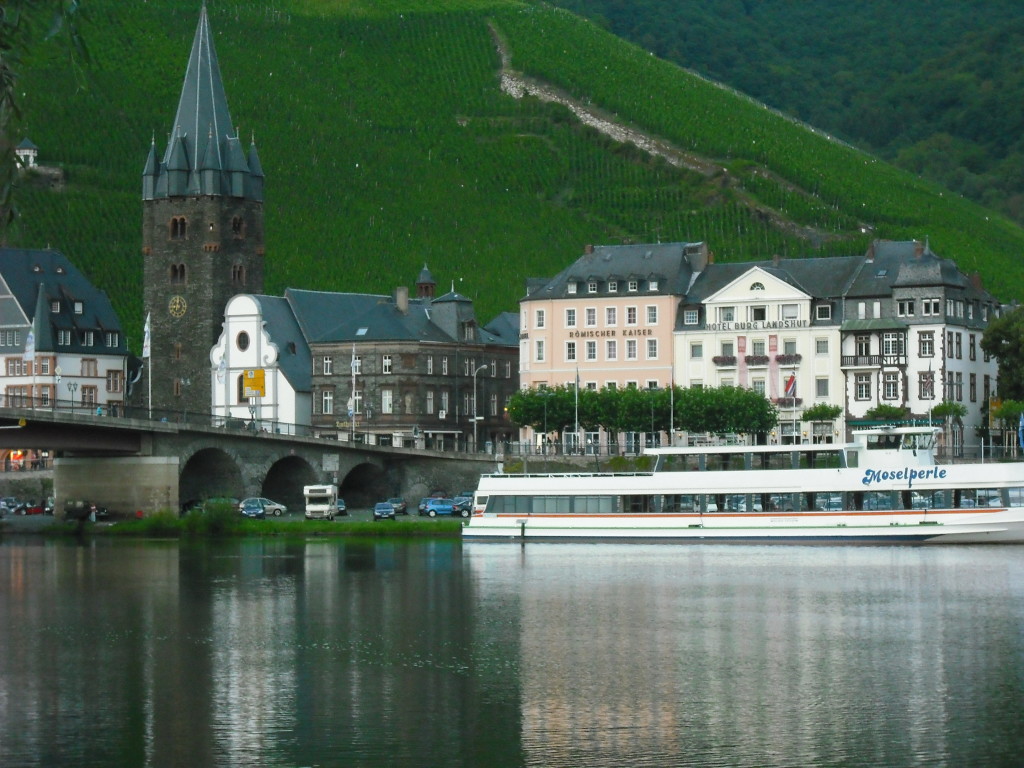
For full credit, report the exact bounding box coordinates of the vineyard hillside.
[10,0,1024,347]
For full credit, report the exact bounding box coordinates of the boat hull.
[462,508,1024,544]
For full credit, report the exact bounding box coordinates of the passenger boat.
[463,426,1024,543]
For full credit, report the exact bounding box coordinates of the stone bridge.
[0,408,496,517]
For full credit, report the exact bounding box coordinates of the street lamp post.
[66,381,78,413]
[472,364,487,452]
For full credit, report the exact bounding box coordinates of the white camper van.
[304,484,338,520]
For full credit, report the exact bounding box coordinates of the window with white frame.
[721,341,734,357]
[855,373,871,400]
[382,354,393,374]
[440,391,448,413]
[535,309,545,329]
[684,309,698,325]
[505,360,511,378]
[752,340,766,356]
[897,299,915,316]
[323,356,333,375]
[490,393,498,416]
[535,339,545,362]
[690,342,703,359]
[628,280,638,292]
[606,340,617,360]
[426,390,434,414]
[626,339,638,360]
[567,282,577,294]
[586,341,596,361]
[585,307,596,327]
[605,307,617,326]
[750,305,767,322]
[718,306,735,323]
[608,281,618,293]
[565,308,576,327]
[82,331,94,347]
[58,330,71,346]
[382,388,394,414]
[646,339,658,359]
[646,305,657,324]
[752,379,765,395]
[919,331,934,357]
[649,279,659,291]
[816,303,832,320]
[352,355,362,374]
[626,306,637,325]
[883,372,899,400]
[922,299,940,316]
[816,378,829,397]
[587,281,598,294]
[781,304,798,320]
[491,359,497,376]
[427,356,433,375]
[815,338,828,355]
[882,332,903,357]
[969,334,976,361]
[441,356,449,375]
[783,339,797,355]
[321,389,334,415]
[566,341,577,362]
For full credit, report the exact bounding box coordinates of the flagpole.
[143,313,152,419]
[574,366,580,453]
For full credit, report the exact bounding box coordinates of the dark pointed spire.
[163,5,234,176]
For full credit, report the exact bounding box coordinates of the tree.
[981,305,1024,400]
[0,1,88,234]
[801,403,843,422]
[864,404,907,422]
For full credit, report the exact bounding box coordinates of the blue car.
[239,499,266,519]
[424,498,470,518]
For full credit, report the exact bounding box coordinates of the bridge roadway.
[0,408,495,517]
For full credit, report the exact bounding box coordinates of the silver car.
[239,497,287,516]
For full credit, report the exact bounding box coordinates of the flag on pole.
[142,313,151,359]
[22,330,34,363]
[784,373,797,398]
[216,355,227,383]
[1018,412,1023,451]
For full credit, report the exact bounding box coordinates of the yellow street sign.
[243,368,266,398]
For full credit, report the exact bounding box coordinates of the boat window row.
[481,488,1024,515]
[655,450,845,473]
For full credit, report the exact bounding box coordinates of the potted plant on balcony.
[744,354,770,366]
[775,353,802,365]
[711,355,737,366]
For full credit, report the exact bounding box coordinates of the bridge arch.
[339,461,389,508]
[179,447,243,509]
[261,455,318,512]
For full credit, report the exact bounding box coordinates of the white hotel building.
[524,240,1002,452]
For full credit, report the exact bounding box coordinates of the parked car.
[417,497,435,516]
[388,497,408,515]
[424,498,464,518]
[239,498,266,519]
[63,500,109,521]
[336,498,348,516]
[16,500,46,515]
[239,497,287,516]
[373,502,396,521]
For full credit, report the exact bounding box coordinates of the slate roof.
[0,248,126,354]
[283,288,516,348]
[481,312,519,345]
[525,242,705,300]
[683,255,862,304]
[144,6,261,201]
[846,240,969,297]
[249,295,311,393]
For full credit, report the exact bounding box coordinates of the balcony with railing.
[841,354,907,368]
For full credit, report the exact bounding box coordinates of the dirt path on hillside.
[487,23,846,247]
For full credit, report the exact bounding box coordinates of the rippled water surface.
[1,538,1022,767]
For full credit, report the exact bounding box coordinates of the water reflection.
[0,537,1021,767]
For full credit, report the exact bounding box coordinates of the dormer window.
[74,301,83,315]
[82,331,94,346]
[105,332,119,347]
[649,279,659,291]
[567,282,577,295]
[628,280,638,292]
[587,281,598,294]
[608,281,618,293]
[50,300,60,313]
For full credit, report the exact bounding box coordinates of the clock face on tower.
[168,295,187,318]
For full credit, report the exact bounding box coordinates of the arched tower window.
[170,217,188,240]
[232,264,246,285]
[170,263,187,284]
[231,216,245,236]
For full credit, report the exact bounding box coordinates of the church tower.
[142,5,264,417]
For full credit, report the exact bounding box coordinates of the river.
[1,536,1022,767]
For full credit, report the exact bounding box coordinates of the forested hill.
[8,0,1024,348]
[547,0,1024,224]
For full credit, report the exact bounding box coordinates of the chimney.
[395,286,409,314]
[970,272,983,291]
[866,241,875,262]
[584,244,594,254]
[914,240,924,258]
[772,253,780,267]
